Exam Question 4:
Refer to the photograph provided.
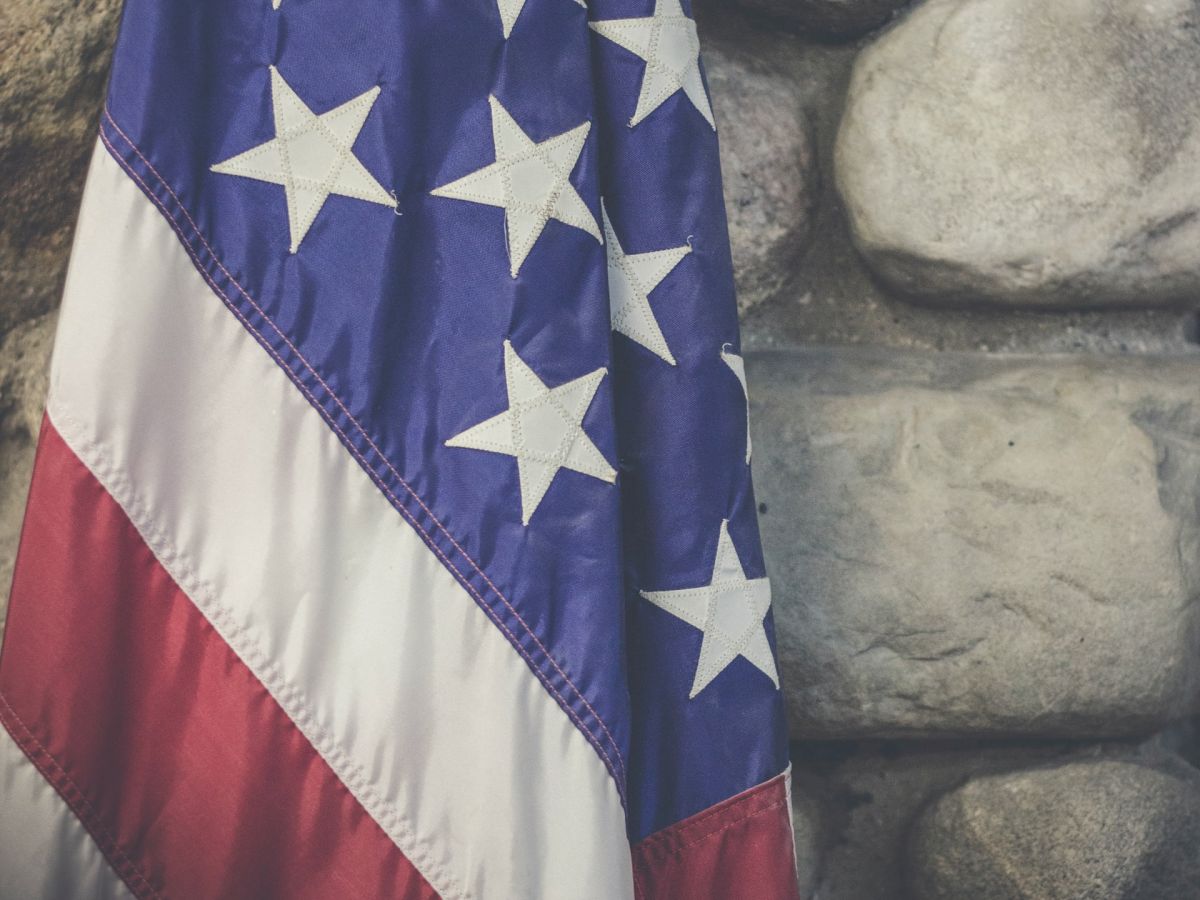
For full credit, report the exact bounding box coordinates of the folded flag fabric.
[0,1,798,897]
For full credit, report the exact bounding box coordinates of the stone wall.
[704,0,1200,894]
[3,0,1200,896]
[0,0,122,617]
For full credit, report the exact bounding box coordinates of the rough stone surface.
[751,346,1200,739]
[0,312,54,633]
[789,773,822,899]
[733,0,911,38]
[835,0,1200,308]
[693,1,1200,356]
[908,755,1200,899]
[0,0,122,336]
[789,737,1153,900]
[0,0,118,631]
[704,27,819,314]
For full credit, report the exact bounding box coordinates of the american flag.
[0,0,797,896]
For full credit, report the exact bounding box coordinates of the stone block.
[732,0,911,39]
[751,347,1200,738]
[908,754,1200,900]
[1,0,121,335]
[835,0,1200,308]
[789,738,1112,900]
[704,28,819,313]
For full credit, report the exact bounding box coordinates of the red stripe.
[632,773,800,900]
[0,417,439,899]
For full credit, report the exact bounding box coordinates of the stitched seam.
[98,113,627,791]
[675,798,787,855]
[602,204,686,362]
[643,521,774,694]
[646,798,788,866]
[637,773,787,856]
[100,110,625,784]
[82,137,471,900]
[635,776,789,866]
[274,80,383,216]
[700,581,764,659]
[7,437,436,896]
[49,395,470,900]
[212,76,391,253]
[643,17,701,105]
[593,11,708,127]
[641,589,703,625]
[0,692,164,900]
[433,101,598,274]
[506,354,612,479]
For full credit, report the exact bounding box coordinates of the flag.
[0,0,798,896]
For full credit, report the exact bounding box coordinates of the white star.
[496,0,587,39]
[211,67,393,253]
[431,96,601,278]
[271,0,281,8]
[446,341,616,524]
[642,520,779,698]
[603,203,690,365]
[720,345,752,463]
[589,0,714,129]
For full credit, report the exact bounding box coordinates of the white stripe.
[0,726,135,900]
[48,142,633,900]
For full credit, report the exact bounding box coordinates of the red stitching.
[637,797,788,870]
[94,127,619,788]
[638,794,736,849]
[671,799,787,856]
[636,773,788,857]
[45,406,468,899]
[0,691,165,900]
[97,116,626,786]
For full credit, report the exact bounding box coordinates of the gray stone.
[0,312,54,635]
[0,2,120,625]
[704,30,819,314]
[0,0,121,336]
[732,0,911,39]
[750,346,1200,739]
[789,738,1124,900]
[834,0,1200,308]
[692,2,1200,356]
[908,755,1200,899]
[789,773,822,899]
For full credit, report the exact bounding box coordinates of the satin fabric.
[100,0,788,844]
[633,772,800,900]
[2,419,438,899]
[2,0,793,892]
[35,143,633,898]
[0,717,134,900]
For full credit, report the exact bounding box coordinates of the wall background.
[3,0,1200,896]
